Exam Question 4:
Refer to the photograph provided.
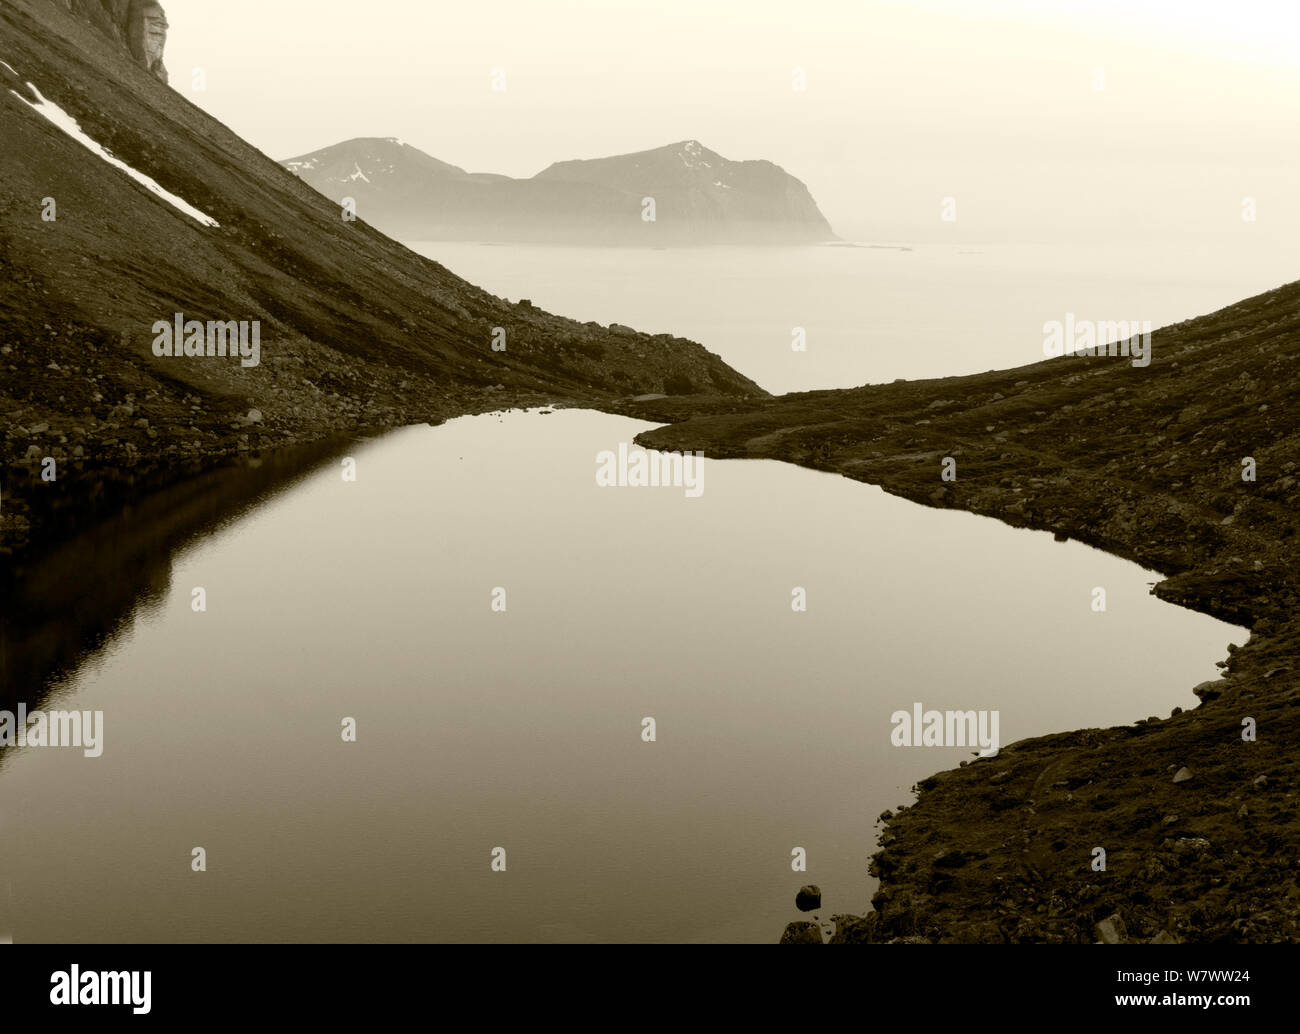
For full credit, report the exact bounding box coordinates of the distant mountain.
[281,138,836,244]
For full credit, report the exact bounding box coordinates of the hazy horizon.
[161,0,1300,247]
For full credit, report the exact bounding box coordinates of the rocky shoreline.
[637,279,1300,943]
[0,311,755,578]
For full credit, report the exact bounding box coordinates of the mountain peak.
[282,137,470,183]
[670,139,720,168]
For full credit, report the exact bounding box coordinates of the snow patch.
[347,163,371,183]
[678,139,714,170]
[0,60,17,76]
[10,79,219,227]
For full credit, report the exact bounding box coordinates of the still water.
[0,409,1242,942]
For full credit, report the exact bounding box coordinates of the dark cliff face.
[53,0,169,83]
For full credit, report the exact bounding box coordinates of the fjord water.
[0,409,1241,943]
[411,240,1293,395]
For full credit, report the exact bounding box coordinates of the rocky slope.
[281,137,836,244]
[634,279,1300,943]
[0,0,763,572]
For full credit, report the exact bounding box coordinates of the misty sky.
[164,0,1299,244]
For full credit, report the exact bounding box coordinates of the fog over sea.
[410,238,1292,393]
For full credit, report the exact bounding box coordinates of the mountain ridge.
[282,136,837,244]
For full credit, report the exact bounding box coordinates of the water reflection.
[0,438,359,726]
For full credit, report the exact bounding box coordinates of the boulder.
[795,885,822,912]
[1192,679,1230,701]
[779,921,823,944]
[1095,914,1127,944]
